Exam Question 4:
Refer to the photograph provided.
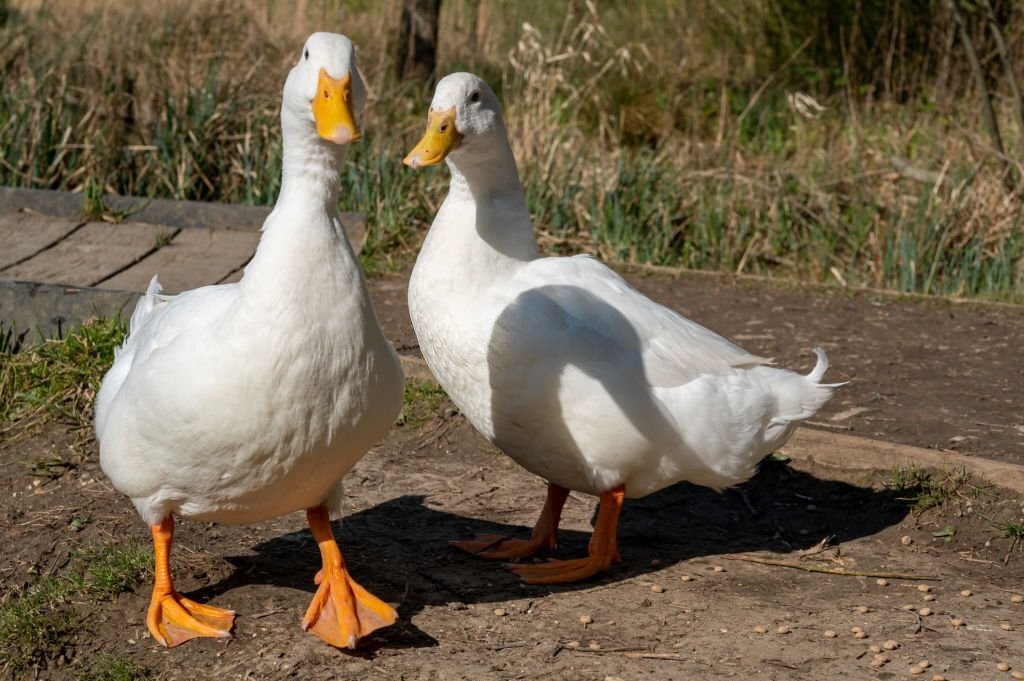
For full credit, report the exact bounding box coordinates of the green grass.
[0,541,152,672]
[396,378,450,428]
[886,465,980,513]
[0,316,125,432]
[0,1,1021,300]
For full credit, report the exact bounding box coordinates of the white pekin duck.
[94,33,403,648]
[403,72,840,584]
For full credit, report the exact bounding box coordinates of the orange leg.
[301,506,397,648]
[146,515,235,647]
[506,485,625,584]
[451,483,570,560]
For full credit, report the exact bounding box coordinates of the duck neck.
[277,110,347,209]
[441,131,538,266]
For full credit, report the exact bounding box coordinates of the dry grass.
[1,0,1022,298]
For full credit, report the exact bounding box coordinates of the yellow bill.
[312,68,359,145]
[403,106,462,167]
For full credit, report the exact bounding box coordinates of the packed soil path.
[2,191,1023,680]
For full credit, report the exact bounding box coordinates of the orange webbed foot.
[450,533,554,560]
[302,561,397,649]
[147,590,235,647]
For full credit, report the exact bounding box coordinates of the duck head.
[403,72,504,167]
[283,32,366,146]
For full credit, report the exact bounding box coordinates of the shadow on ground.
[187,459,909,653]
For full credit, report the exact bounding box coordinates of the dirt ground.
[2,268,1023,680]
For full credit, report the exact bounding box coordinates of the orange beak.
[312,69,360,145]
[403,106,461,167]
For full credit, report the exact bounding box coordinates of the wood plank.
[2,221,166,288]
[100,227,260,293]
[0,213,83,270]
[782,428,1024,495]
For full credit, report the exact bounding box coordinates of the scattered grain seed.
[902,604,916,611]
[918,584,931,593]
[997,662,1010,672]
[857,605,870,613]
[851,626,863,633]
[1011,595,1023,603]
[565,641,580,649]
[918,608,932,617]
[932,675,946,681]
[680,575,693,582]
[870,659,885,669]
[651,584,665,593]
[579,615,593,625]
[882,639,900,651]
[776,625,790,635]
[918,660,930,668]
[824,630,837,638]
[960,589,972,597]
[873,653,887,661]
[869,645,882,653]
[854,631,867,639]
[588,642,601,650]
[713,565,725,572]
[923,594,936,602]
[753,625,767,634]
[1000,622,1013,631]
[1010,670,1024,680]
[876,578,889,586]
[493,608,507,617]
[950,618,964,627]
[910,665,924,675]
[901,535,914,546]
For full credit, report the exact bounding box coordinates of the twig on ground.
[723,554,939,580]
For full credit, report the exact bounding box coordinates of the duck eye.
[470,91,480,103]
[304,49,309,60]
[440,123,448,132]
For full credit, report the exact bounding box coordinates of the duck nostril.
[323,90,329,98]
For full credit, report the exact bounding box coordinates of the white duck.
[94,33,403,648]
[403,73,839,584]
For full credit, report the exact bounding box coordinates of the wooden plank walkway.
[0,187,365,340]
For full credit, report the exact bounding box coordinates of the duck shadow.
[190,458,910,653]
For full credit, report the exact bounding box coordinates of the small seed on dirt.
[588,642,601,650]
[932,676,946,681]
[869,645,882,653]
[918,607,932,617]
[917,660,930,668]
[902,604,916,611]
[857,605,870,613]
[651,584,665,593]
[713,565,725,572]
[854,631,867,639]
[870,659,885,669]
[824,630,837,638]
[566,641,580,649]
[579,615,593,625]
[876,578,888,586]
[950,618,964,627]
[1011,595,1023,603]
[997,662,1010,672]
[960,589,972,597]
[493,608,507,617]
[917,584,931,593]
[882,639,900,650]
[910,665,924,675]
[851,626,863,633]
[901,535,914,546]
[681,575,693,582]
[923,594,936,602]
[753,625,767,634]
[1010,670,1024,680]
[873,652,886,661]
[1000,622,1013,631]
[776,625,790,634]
